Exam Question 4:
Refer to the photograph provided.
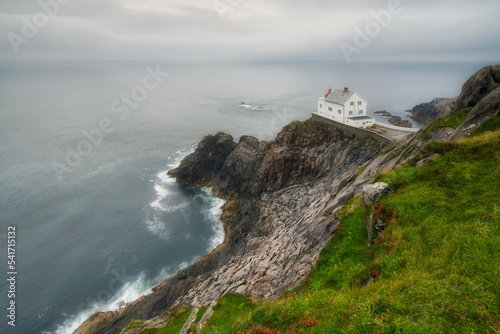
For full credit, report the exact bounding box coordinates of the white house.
[317,87,375,128]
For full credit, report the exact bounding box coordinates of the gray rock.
[180,307,198,334]
[366,215,373,243]
[362,182,391,206]
[168,132,237,185]
[197,303,215,332]
[455,65,500,111]
[416,153,440,167]
[408,97,457,124]
[366,216,387,244]
[450,87,500,140]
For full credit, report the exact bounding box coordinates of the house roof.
[325,89,355,105]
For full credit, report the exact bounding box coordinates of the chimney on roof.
[325,88,332,98]
[344,87,349,92]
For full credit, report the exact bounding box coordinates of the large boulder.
[363,182,391,206]
[455,65,500,111]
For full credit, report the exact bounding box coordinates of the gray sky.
[1,0,499,63]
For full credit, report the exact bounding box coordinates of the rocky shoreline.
[374,110,413,128]
[75,65,500,334]
[77,120,390,334]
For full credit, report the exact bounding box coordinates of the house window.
[328,107,332,111]
[350,102,354,106]
[320,104,322,108]
[358,101,362,105]
[349,111,353,115]
[338,109,341,114]
[359,110,363,115]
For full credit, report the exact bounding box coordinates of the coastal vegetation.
[125,116,500,333]
[133,118,500,334]
[195,126,500,333]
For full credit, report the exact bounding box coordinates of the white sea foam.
[166,146,196,169]
[148,146,196,211]
[199,187,225,251]
[150,183,169,210]
[148,170,175,211]
[146,146,196,238]
[239,102,266,111]
[144,216,171,240]
[45,273,154,334]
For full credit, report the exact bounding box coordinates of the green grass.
[472,114,500,136]
[123,320,145,332]
[305,197,371,291]
[195,306,210,324]
[422,107,473,139]
[201,129,500,333]
[157,309,191,334]
[201,294,257,333]
[356,165,367,175]
[140,309,192,334]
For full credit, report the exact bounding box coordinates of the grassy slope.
[199,127,500,333]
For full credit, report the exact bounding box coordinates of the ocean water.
[0,60,490,334]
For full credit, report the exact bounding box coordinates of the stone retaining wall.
[311,113,393,144]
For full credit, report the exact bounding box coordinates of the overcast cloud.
[1,0,499,63]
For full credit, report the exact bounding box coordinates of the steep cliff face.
[90,120,386,334]
[170,120,344,198]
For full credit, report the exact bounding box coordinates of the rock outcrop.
[167,132,237,186]
[374,110,413,127]
[455,65,500,111]
[388,116,412,128]
[76,312,116,334]
[408,65,500,124]
[409,97,457,124]
[363,182,391,206]
[374,110,392,117]
[450,87,500,140]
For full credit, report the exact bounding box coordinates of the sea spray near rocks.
[56,146,226,334]
[46,273,154,334]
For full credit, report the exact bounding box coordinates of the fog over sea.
[0,60,488,333]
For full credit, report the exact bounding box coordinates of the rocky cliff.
[75,65,500,334]
[455,65,500,111]
[81,120,386,334]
